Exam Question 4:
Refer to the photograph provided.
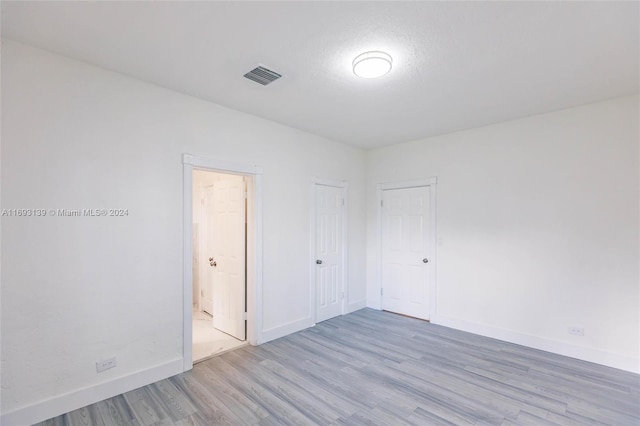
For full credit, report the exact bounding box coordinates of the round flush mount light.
[352,51,393,79]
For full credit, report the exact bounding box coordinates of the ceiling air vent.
[243,66,282,86]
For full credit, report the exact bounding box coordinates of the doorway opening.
[192,170,247,363]
[183,154,263,371]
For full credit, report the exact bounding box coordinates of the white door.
[381,186,431,320]
[201,186,215,316]
[211,174,246,340]
[314,184,344,323]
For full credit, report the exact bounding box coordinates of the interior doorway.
[182,154,263,372]
[192,169,247,363]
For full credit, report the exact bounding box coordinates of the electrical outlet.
[96,357,117,373]
[568,327,584,336]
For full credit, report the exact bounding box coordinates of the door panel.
[201,186,215,316]
[315,184,344,323]
[381,186,431,320]
[211,174,246,340]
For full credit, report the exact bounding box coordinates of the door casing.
[183,154,263,372]
[377,178,437,321]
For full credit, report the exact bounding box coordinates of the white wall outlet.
[568,327,585,336]
[96,357,117,373]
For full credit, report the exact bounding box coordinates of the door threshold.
[193,341,249,364]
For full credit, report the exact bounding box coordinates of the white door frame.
[310,177,348,324]
[183,154,263,371]
[377,177,437,321]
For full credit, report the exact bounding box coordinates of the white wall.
[367,95,640,373]
[0,40,367,422]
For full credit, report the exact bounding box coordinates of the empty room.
[1,1,638,425]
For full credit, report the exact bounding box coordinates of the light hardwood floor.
[36,309,639,425]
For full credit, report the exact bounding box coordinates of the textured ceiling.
[2,1,638,149]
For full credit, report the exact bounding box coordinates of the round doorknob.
[209,257,213,261]
[316,259,323,265]
[423,258,429,263]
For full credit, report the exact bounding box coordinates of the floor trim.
[261,316,313,343]
[1,358,183,426]
[434,315,639,374]
[347,299,366,313]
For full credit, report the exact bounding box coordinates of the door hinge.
[242,312,247,321]
[243,191,248,199]
[341,291,345,300]
[341,198,345,206]
[381,288,384,296]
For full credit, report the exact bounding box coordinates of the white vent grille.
[244,66,282,86]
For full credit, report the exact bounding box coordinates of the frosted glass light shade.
[352,51,393,78]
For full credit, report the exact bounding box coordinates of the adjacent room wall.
[366,95,640,373]
[0,40,367,421]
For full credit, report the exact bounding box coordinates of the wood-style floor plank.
[94,395,139,426]
[33,309,640,426]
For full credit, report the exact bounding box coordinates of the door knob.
[316,259,323,265]
[209,257,213,261]
[210,259,217,267]
[423,258,429,263]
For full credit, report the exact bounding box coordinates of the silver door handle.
[316,260,323,265]
[423,258,429,263]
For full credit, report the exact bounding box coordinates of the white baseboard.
[260,316,314,343]
[1,358,183,426]
[434,315,639,374]
[366,298,382,310]
[346,299,366,313]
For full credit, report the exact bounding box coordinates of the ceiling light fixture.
[352,51,393,79]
